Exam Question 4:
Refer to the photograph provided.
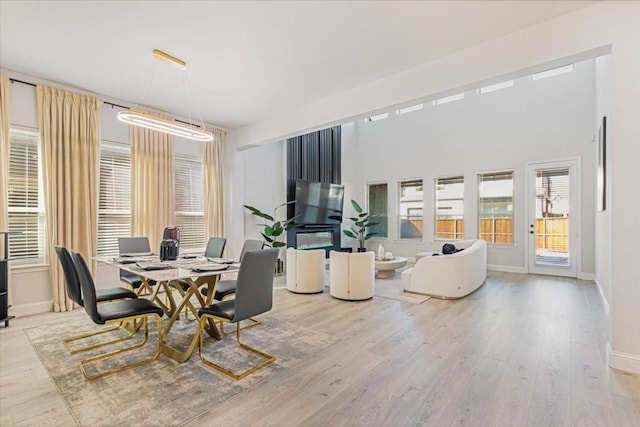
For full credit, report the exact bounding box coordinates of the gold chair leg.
[79,314,163,381]
[64,321,136,354]
[219,317,262,335]
[198,315,275,381]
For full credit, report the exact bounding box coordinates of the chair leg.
[79,314,163,381]
[64,321,136,354]
[198,314,275,381]
[219,317,261,335]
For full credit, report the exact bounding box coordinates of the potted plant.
[243,201,299,248]
[343,199,378,252]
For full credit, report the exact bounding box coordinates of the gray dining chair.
[55,245,138,354]
[201,239,265,333]
[118,237,156,294]
[70,250,164,381]
[196,248,279,380]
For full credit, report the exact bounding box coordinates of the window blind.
[97,142,131,256]
[8,129,45,264]
[174,155,206,251]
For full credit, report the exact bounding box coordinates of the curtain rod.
[9,77,227,133]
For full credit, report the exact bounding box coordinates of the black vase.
[357,247,367,253]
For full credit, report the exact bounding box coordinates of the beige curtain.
[202,129,225,237]
[0,75,10,235]
[130,124,174,252]
[37,85,101,312]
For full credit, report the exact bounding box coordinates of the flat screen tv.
[294,180,344,225]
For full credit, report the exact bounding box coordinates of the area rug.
[26,314,337,426]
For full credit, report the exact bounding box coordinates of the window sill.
[10,263,49,273]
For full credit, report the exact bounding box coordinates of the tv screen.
[294,180,344,225]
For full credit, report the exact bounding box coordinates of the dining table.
[96,254,239,363]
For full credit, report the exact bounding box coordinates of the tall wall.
[230,2,640,372]
[341,59,596,274]
[594,55,612,312]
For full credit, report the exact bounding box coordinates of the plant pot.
[357,248,367,253]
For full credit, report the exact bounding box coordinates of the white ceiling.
[0,1,594,130]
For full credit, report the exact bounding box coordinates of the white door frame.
[525,158,580,277]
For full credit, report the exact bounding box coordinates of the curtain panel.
[202,128,225,238]
[37,85,101,312]
[0,75,10,234]
[130,125,174,252]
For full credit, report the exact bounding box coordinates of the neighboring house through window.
[398,179,423,240]
[478,171,514,244]
[367,182,388,238]
[435,175,464,240]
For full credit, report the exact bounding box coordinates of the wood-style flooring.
[1,271,639,426]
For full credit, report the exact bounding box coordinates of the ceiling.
[0,1,594,130]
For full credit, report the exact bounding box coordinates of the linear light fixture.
[117,110,213,142]
[117,49,213,142]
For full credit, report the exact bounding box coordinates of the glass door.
[527,160,579,277]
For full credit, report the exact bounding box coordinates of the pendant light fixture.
[117,49,213,142]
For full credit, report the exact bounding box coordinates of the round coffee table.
[374,257,408,279]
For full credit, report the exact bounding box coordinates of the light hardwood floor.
[1,272,639,426]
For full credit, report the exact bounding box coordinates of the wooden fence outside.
[398,217,568,251]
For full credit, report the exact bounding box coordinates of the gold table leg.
[160,275,220,363]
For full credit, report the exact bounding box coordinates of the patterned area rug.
[26,314,336,426]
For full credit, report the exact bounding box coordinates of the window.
[97,142,131,256]
[435,176,464,240]
[477,80,514,94]
[174,155,206,251]
[364,112,389,122]
[434,93,464,105]
[367,183,388,238]
[398,179,423,239]
[396,104,423,115]
[531,64,574,81]
[7,129,45,265]
[478,171,514,244]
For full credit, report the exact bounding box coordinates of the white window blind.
[174,155,206,251]
[97,142,131,256]
[8,129,46,264]
[435,176,464,240]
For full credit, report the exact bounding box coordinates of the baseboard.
[10,300,52,318]
[578,272,595,281]
[607,343,640,374]
[594,278,610,316]
[487,264,527,274]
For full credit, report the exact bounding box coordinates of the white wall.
[229,2,640,372]
[238,140,286,248]
[594,55,612,312]
[341,60,596,274]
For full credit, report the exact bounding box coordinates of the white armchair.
[329,251,375,300]
[286,248,326,294]
[402,239,487,299]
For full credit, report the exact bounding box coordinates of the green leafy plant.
[243,201,299,248]
[343,199,378,251]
